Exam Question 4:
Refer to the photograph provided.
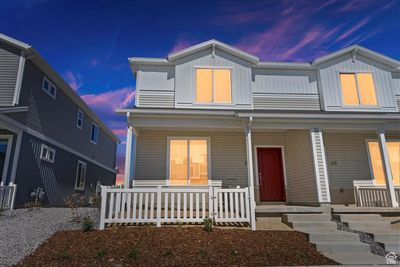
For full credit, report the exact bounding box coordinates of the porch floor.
[256,205,324,214]
[331,205,400,215]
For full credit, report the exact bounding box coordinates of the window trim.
[42,76,57,99]
[74,160,87,191]
[76,109,83,129]
[40,144,56,163]
[0,135,13,183]
[338,71,379,108]
[166,136,211,186]
[365,139,400,186]
[90,122,99,145]
[194,67,233,104]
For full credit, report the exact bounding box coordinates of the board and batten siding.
[174,48,253,109]
[0,41,21,106]
[285,130,318,204]
[318,53,398,112]
[135,130,248,187]
[252,69,320,110]
[136,65,175,108]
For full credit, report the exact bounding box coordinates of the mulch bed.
[17,227,338,266]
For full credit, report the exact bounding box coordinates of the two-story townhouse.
[117,40,399,219]
[0,33,119,207]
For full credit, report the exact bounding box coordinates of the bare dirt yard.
[17,227,337,266]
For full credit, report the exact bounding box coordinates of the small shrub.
[64,193,85,223]
[197,249,207,258]
[203,216,214,232]
[127,247,139,260]
[95,249,107,261]
[82,216,95,232]
[163,249,173,256]
[297,251,310,260]
[55,250,70,261]
[229,250,238,257]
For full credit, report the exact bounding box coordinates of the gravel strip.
[0,207,99,267]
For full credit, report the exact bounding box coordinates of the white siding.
[285,130,318,204]
[319,54,398,112]
[174,48,253,109]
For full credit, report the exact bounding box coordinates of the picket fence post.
[99,186,107,230]
[156,185,162,227]
[208,186,214,221]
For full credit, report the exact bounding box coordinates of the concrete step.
[282,213,331,223]
[291,221,337,230]
[295,228,340,234]
[322,252,386,265]
[309,232,360,242]
[374,232,400,243]
[333,213,382,222]
[314,241,371,253]
[383,242,400,252]
[347,221,391,229]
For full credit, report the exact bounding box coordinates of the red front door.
[257,147,286,202]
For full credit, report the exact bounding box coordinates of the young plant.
[203,216,214,232]
[127,247,139,260]
[230,250,238,257]
[95,249,107,261]
[64,193,85,223]
[55,250,70,261]
[163,249,173,256]
[82,216,95,232]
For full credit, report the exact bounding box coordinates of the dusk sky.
[1,0,399,184]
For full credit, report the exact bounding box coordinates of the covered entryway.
[256,147,286,202]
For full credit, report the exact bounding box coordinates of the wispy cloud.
[337,0,379,12]
[82,87,135,112]
[335,18,370,42]
[64,71,83,91]
[169,38,194,54]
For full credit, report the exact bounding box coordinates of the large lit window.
[367,141,400,186]
[196,68,231,103]
[340,73,377,106]
[169,138,208,185]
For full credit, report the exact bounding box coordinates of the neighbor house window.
[75,160,87,190]
[76,110,83,129]
[42,76,57,99]
[90,123,98,144]
[40,144,55,163]
[195,68,232,103]
[169,138,208,185]
[367,141,400,186]
[339,73,377,106]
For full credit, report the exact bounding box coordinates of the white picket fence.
[99,186,252,230]
[0,184,17,210]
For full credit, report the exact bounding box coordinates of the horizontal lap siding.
[0,42,20,106]
[138,90,174,108]
[285,130,318,204]
[135,130,248,187]
[253,93,320,110]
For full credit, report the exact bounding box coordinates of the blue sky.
[1,0,399,184]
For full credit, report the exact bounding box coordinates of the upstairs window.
[90,123,99,145]
[195,68,232,103]
[42,76,57,99]
[339,73,377,106]
[76,110,83,129]
[40,144,55,163]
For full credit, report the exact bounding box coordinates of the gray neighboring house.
[0,33,119,207]
[119,39,400,208]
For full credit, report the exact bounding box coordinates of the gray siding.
[136,65,175,108]
[0,41,20,106]
[174,48,253,109]
[7,61,117,168]
[319,54,398,112]
[285,130,318,204]
[14,133,115,206]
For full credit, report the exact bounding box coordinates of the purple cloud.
[64,71,83,91]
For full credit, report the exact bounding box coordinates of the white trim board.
[12,51,25,105]
[0,114,115,173]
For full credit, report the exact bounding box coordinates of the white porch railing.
[0,184,17,210]
[354,181,400,207]
[100,186,252,230]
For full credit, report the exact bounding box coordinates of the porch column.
[310,128,331,204]
[377,129,398,207]
[244,118,256,230]
[124,127,138,188]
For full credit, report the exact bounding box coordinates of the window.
[42,76,57,99]
[76,110,83,129]
[75,160,87,190]
[367,141,400,186]
[169,138,208,185]
[196,68,232,103]
[90,123,98,144]
[40,144,55,163]
[339,73,377,106]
